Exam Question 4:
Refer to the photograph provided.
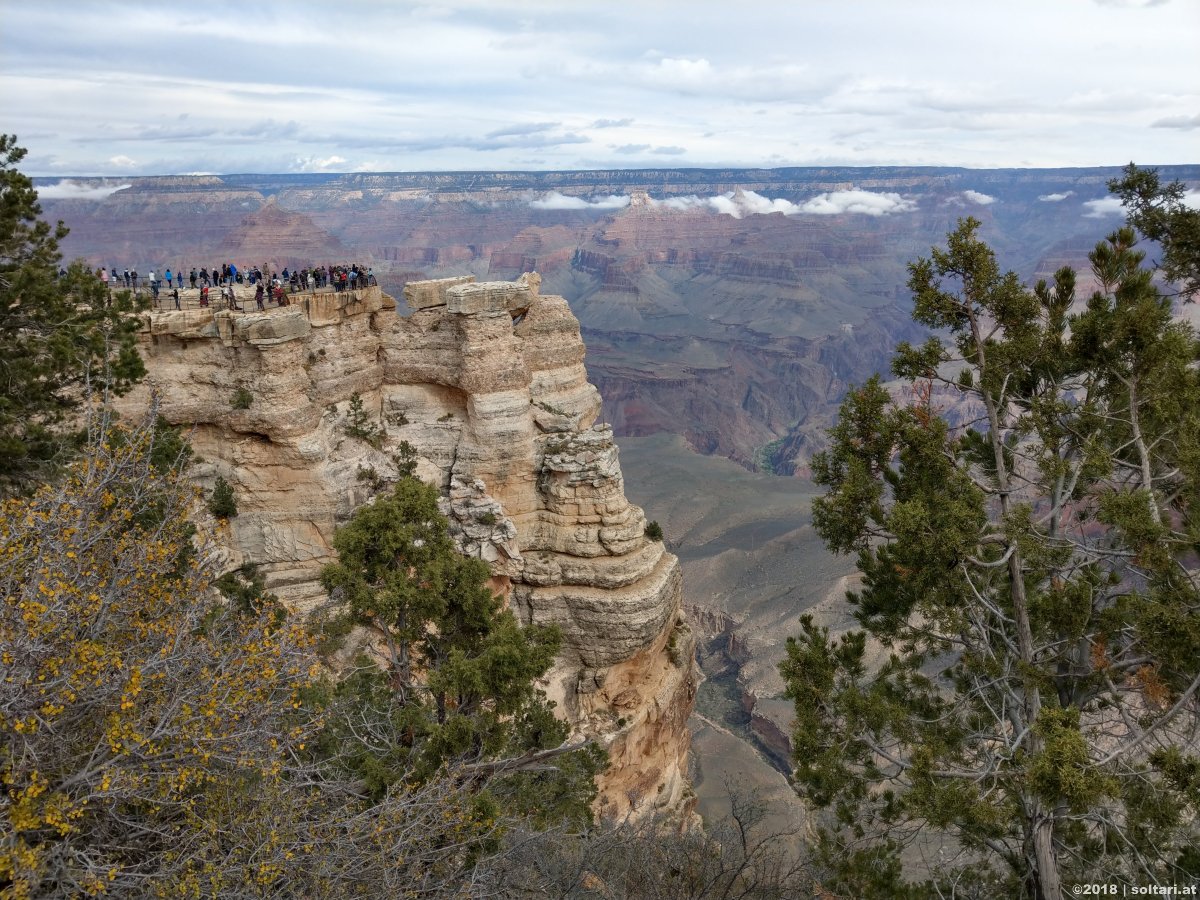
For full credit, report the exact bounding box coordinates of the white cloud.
[651,56,715,88]
[650,191,796,217]
[108,155,137,169]
[37,180,131,200]
[1039,191,1074,202]
[795,189,918,216]
[649,188,917,218]
[738,191,801,216]
[708,194,744,216]
[963,190,997,205]
[529,192,631,210]
[654,195,709,212]
[294,155,347,172]
[1069,191,1194,217]
[1082,196,1126,218]
[410,5,454,19]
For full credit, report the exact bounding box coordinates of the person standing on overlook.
[165,268,172,289]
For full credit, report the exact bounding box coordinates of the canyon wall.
[118,278,697,822]
[53,165,1200,479]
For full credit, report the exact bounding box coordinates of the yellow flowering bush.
[0,408,536,897]
[0,409,321,897]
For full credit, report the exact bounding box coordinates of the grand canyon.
[38,164,1200,826]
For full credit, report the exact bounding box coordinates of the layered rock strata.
[119,277,697,822]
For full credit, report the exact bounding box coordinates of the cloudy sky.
[2,0,1197,176]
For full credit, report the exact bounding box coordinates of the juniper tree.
[784,218,1200,898]
[318,475,603,827]
[0,136,146,493]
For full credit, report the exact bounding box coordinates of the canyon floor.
[618,432,858,836]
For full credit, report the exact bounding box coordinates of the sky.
[1,0,1197,177]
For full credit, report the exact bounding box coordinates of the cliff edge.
[118,276,697,822]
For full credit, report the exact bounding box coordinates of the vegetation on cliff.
[0,413,465,893]
[785,200,1200,896]
[315,471,605,827]
[0,135,146,495]
[0,407,620,897]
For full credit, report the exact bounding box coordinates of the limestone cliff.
[118,277,697,822]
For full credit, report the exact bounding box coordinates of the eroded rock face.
[117,275,696,822]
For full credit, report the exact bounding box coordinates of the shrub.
[644,520,664,541]
[208,475,238,519]
[355,464,386,492]
[231,386,253,409]
[342,392,384,449]
[392,441,417,479]
[0,406,607,897]
[0,410,316,896]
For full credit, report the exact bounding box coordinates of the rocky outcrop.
[117,276,697,823]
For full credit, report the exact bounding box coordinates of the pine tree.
[784,218,1200,898]
[0,135,146,493]
[318,475,602,826]
[1109,164,1200,301]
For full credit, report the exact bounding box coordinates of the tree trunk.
[1126,377,1162,526]
[972,307,1061,898]
[1033,812,1063,899]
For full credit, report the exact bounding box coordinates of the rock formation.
[118,277,697,822]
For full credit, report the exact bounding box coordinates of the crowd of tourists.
[87,262,378,309]
[92,262,375,290]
